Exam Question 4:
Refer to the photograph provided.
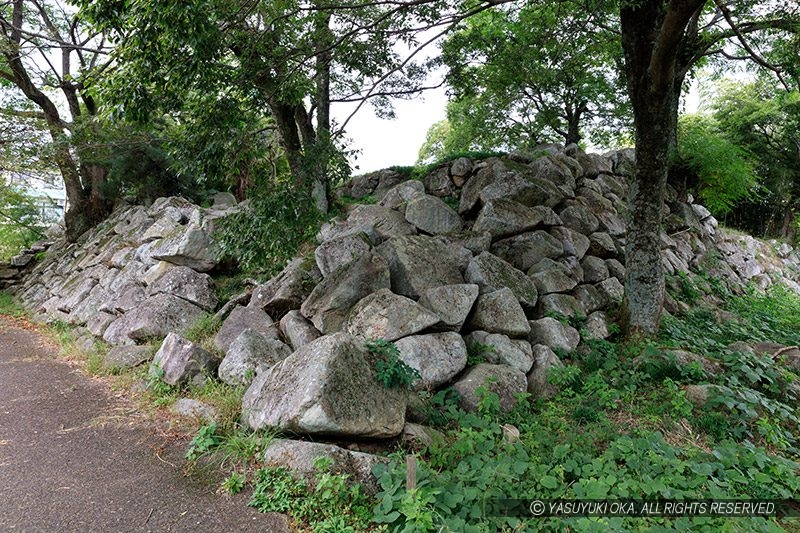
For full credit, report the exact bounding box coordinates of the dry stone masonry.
[5,145,800,489]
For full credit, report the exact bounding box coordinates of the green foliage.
[216,178,323,275]
[547,364,582,393]
[221,471,246,494]
[185,421,271,468]
[0,292,27,318]
[368,284,800,531]
[466,341,495,366]
[186,423,223,462]
[440,2,629,151]
[677,114,758,215]
[661,284,800,352]
[144,365,180,407]
[249,457,373,532]
[366,338,420,390]
[704,79,800,241]
[0,183,46,261]
[183,314,222,354]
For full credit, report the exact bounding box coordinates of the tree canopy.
[440,1,629,151]
[708,78,800,241]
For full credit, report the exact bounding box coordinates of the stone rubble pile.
[5,144,800,489]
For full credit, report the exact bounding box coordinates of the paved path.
[0,317,289,532]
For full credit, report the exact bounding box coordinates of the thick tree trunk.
[565,116,581,146]
[619,0,704,339]
[268,98,306,181]
[622,101,672,338]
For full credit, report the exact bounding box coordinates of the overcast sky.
[333,85,449,174]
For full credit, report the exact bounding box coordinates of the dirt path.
[0,316,289,532]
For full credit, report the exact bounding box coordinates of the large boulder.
[218,330,292,386]
[558,205,600,235]
[242,333,406,437]
[528,317,580,353]
[149,225,219,272]
[376,236,463,299]
[150,333,217,387]
[314,233,373,277]
[459,159,503,214]
[404,195,462,235]
[147,266,218,312]
[472,199,557,239]
[346,205,417,242]
[453,364,528,412]
[529,269,579,295]
[463,331,534,373]
[423,166,454,197]
[103,294,207,346]
[214,305,280,353]
[464,252,538,309]
[537,293,584,318]
[466,287,531,338]
[479,174,566,209]
[250,256,322,319]
[279,310,322,350]
[417,284,479,331]
[345,289,441,342]
[526,345,563,399]
[379,180,426,210]
[581,256,610,284]
[300,252,391,333]
[549,226,590,260]
[102,344,154,371]
[394,332,468,390]
[491,231,564,272]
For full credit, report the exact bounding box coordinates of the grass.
[0,291,27,318]
[182,313,223,355]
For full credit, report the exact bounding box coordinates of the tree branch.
[712,0,790,89]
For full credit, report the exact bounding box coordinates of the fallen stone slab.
[263,439,388,496]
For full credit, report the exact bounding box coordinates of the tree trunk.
[621,101,672,338]
[3,0,109,242]
[267,97,306,181]
[780,203,797,242]
[619,0,704,339]
[310,10,333,214]
[565,114,581,146]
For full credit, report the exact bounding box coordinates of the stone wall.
[5,193,238,345]
[4,145,800,487]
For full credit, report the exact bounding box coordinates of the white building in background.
[4,172,66,223]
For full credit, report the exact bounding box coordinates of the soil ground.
[0,316,290,532]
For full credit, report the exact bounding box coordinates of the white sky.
[333,86,449,174]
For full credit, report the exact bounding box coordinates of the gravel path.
[0,316,289,532]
